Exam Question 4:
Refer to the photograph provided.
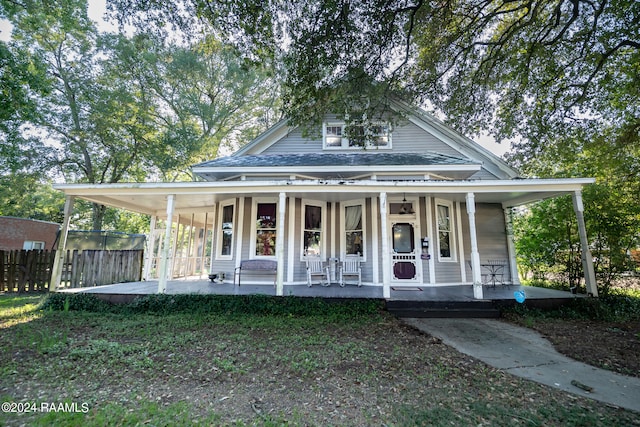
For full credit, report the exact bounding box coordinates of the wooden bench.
[234,259,277,286]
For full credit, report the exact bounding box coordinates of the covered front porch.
[52,178,598,300]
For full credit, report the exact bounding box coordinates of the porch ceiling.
[54,178,595,226]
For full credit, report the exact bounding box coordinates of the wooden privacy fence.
[0,250,55,292]
[0,249,144,292]
[60,249,144,288]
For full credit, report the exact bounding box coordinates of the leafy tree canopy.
[109,0,639,150]
[0,0,280,229]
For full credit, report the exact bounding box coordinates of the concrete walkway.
[404,318,640,413]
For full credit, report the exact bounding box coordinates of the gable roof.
[390,99,518,179]
[228,100,519,180]
[193,152,482,181]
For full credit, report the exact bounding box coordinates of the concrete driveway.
[404,318,640,413]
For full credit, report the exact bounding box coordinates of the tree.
[513,197,582,287]
[109,0,639,141]
[2,0,280,229]
[104,33,280,181]
[512,122,640,291]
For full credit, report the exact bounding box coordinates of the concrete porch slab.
[57,279,580,305]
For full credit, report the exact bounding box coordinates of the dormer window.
[323,122,391,149]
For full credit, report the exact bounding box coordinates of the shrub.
[40,293,115,313]
[504,288,640,322]
[125,294,383,317]
[40,292,385,318]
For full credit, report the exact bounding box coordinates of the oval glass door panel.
[392,223,414,253]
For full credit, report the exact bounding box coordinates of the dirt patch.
[509,319,640,378]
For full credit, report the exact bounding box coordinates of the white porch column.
[425,196,436,284]
[200,212,209,278]
[573,190,598,296]
[276,192,286,296]
[287,196,295,283]
[379,192,391,299]
[209,204,218,276]
[158,194,175,294]
[466,193,483,299]
[50,195,74,291]
[142,215,157,281]
[503,208,521,285]
[371,196,380,284]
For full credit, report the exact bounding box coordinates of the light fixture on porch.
[399,194,415,215]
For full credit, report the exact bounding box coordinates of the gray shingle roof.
[194,152,478,169]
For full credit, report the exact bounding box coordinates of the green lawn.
[0,293,638,426]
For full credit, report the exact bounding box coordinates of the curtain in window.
[345,205,362,230]
[304,205,322,256]
[345,205,363,256]
[437,204,451,258]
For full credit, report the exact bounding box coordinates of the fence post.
[51,196,75,291]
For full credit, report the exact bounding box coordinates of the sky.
[0,0,511,157]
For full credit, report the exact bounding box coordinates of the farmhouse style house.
[53,99,598,299]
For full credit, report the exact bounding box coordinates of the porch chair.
[306,256,331,287]
[339,256,362,287]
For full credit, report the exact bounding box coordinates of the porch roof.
[192,152,482,181]
[54,177,595,227]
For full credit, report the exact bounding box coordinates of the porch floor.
[58,279,580,303]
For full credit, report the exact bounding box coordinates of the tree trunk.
[92,203,106,231]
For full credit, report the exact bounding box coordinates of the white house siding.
[207,195,510,287]
[258,122,502,180]
[210,198,240,281]
[260,121,467,157]
[420,199,462,284]
[261,127,320,154]
[460,203,511,282]
[391,122,462,156]
[467,169,501,180]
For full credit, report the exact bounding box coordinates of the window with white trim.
[323,122,391,149]
[216,202,234,259]
[342,200,366,260]
[23,241,45,250]
[253,200,278,257]
[436,200,455,261]
[302,202,324,256]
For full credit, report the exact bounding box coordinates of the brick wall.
[0,217,60,250]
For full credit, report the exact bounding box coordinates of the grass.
[1,293,639,426]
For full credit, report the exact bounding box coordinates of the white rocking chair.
[339,257,362,287]
[306,256,330,287]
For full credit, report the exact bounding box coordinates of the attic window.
[323,122,391,149]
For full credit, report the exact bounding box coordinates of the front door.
[390,221,421,284]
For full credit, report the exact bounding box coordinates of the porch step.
[385,300,501,318]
